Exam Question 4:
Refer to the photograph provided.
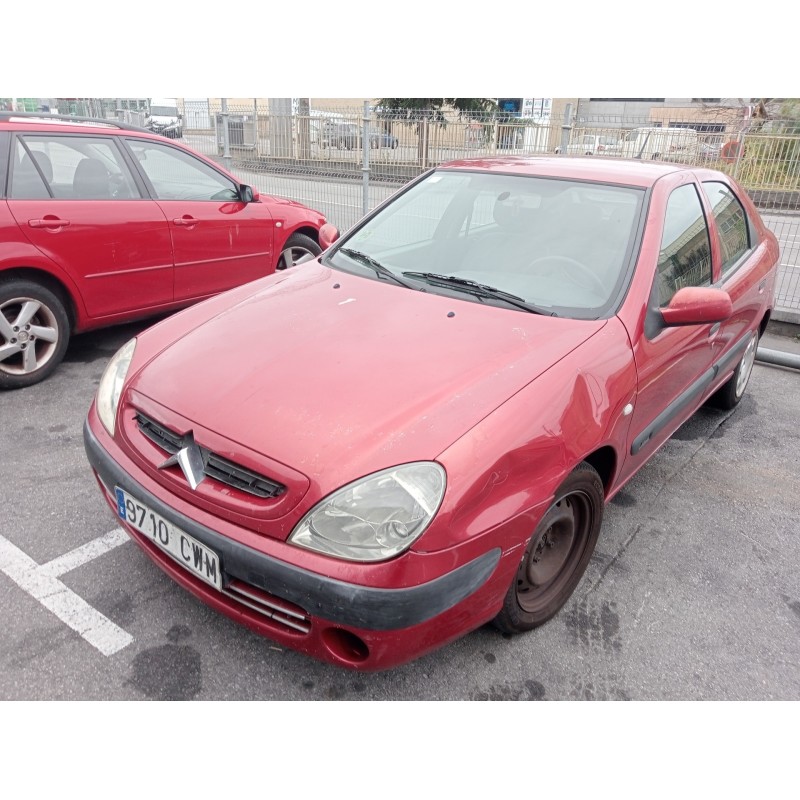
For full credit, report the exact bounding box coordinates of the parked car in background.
[555,134,622,156]
[620,126,700,161]
[145,98,183,139]
[369,128,399,149]
[697,139,723,162]
[0,112,326,389]
[319,121,359,149]
[84,156,778,671]
[319,121,398,150]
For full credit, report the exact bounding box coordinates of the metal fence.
[173,101,800,321]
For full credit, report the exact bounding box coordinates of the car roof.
[436,155,696,188]
[0,111,150,136]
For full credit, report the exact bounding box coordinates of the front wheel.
[0,279,70,390]
[493,462,604,634]
[276,233,322,270]
[708,330,759,410]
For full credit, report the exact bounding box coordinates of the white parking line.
[38,528,130,578]
[0,529,133,656]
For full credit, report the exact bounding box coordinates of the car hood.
[130,264,606,488]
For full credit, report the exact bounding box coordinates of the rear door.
[6,132,174,318]
[124,138,274,303]
[700,179,774,367]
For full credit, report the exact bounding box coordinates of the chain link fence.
[172,100,800,322]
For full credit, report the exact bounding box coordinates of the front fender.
[421,319,636,553]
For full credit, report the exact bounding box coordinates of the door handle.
[709,322,721,339]
[172,217,198,227]
[28,218,70,229]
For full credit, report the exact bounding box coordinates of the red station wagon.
[0,112,326,389]
[84,156,779,670]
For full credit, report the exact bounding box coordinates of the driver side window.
[126,139,238,201]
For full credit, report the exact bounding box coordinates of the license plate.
[115,487,222,590]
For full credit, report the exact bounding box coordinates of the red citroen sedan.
[84,157,779,670]
[0,112,325,389]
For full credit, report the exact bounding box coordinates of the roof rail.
[0,111,150,133]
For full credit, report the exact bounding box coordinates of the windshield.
[150,106,178,117]
[326,170,644,318]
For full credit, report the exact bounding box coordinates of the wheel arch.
[758,308,771,338]
[0,266,80,332]
[581,445,618,497]
[288,224,321,245]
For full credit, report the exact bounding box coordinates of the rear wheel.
[0,279,70,389]
[708,330,759,410]
[493,462,604,634]
[276,233,322,270]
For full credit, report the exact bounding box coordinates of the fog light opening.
[321,627,370,664]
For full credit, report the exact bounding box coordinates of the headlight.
[96,338,136,435]
[289,462,446,562]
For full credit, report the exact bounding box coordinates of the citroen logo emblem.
[158,431,206,490]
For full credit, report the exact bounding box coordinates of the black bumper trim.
[84,421,501,632]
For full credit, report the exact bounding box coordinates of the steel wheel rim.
[735,333,758,399]
[278,245,316,270]
[516,491,592,615]
[0,297,60,376]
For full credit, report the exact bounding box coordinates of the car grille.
[135,412,286,499]
[223,580,311,633]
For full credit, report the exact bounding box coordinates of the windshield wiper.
[338,248,418,289]
[401,272,556,316]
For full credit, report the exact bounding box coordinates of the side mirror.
[238,185,259,203]
[660,286,732,326]
[319,222,340,250]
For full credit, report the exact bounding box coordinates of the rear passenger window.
[656,183,712,306]
[10,135,139,200]
[702,181,750,274]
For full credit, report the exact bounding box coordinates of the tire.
[707,329,759,410]
[0,279,70,390]
[276,233,322,270]
[493,462,604,634]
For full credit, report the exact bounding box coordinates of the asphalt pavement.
[1,319,799,700]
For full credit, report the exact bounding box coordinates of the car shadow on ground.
[63,316,171,365]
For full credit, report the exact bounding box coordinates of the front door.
[124,138,274,303]
[623,181,718,475]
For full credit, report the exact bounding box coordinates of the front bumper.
[84,418,507,669]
